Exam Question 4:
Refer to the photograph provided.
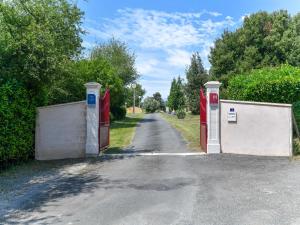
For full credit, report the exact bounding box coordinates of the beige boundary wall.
[35,101,87,160]
[220,100,292,157]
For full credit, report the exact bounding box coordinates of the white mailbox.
[228,108,237,122]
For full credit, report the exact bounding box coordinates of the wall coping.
[220,99,292,108]
[37,101,86,110]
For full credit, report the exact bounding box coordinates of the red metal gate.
[200,88,207,152]
[99,89,110,150]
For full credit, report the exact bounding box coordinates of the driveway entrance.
[1,113,300,225]
[127,113,191,153]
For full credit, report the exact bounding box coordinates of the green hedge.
[227,65,300,104]
[0,80,36,168]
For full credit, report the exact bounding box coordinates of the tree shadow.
[0,156,132,224]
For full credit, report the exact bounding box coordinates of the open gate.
[200,88,207,152]
[99,89,110,150]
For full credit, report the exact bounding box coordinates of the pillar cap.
[204,81,222,88]
[84,82,101,89]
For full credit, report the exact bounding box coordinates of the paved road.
[1,113,300,225]
[126,113,190,153]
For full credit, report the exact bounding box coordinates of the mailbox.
[209,93,219,105]
[87,93,96,106]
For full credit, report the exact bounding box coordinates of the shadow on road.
[0,156,136,224]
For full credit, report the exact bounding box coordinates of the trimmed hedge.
[227,65,300,104]
[0,80,36,168]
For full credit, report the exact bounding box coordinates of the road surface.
[1,113,300,225]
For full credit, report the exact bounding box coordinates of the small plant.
[293,140,300,156]
[176,109,186,119]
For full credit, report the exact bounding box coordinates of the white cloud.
[166,49,191,68]
[136,58,159,74]
[86,8,235,50]
[240,13,250,22]
[208,11,222,17]
[83,8,238,98]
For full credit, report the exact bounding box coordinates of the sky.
[78,0,300,99]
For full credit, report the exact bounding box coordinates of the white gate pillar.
[84,82,101,156]
[204,81,221,154]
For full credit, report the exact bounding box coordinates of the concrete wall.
[220,100,292,157]
[35,101,87,160]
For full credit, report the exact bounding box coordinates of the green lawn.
[160,112,201,151]
[106,113,144,153]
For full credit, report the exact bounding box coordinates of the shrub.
[111,106,126,120]
[0,80,36,169]
[229,66,300,146]
[227,65,300,104]
[143,97,160,113]
[176,109,186,119]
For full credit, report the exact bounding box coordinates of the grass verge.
[105,113,144,154]
[160,112,201,151]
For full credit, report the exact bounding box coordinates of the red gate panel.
[99,89,110,150]
[200,88,207,152]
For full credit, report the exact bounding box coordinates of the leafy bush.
[0,80,36,169]
[227,65,300,103]
[111,106,126,120]
[143,97,160,113]
[176,109,186,119]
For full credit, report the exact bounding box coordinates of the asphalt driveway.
[1,113,300,225]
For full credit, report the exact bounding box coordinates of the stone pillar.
[204,81,221,154]
[84,82,101,156]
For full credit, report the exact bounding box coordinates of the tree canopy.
[153,92,165,111]
[0,0,84,96]
[125,84,146,107]
[91,38,139,86]
[209,10,300,78]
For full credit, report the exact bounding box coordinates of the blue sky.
[78,0,300,98]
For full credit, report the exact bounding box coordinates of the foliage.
[111,106,127,120]
[227,65,300,103]
[293,140,300,156]
[209,10,300,78]
[185,52,208,114]
[143,97,160,113]
[293,101,300,129]
[48,55,128,119]
[176,109,186,119]
[0,0,83,99]
[153,92,165,111]
[125,84,146,107]
[0,80,36,169]
[0,0,83,168]
[167,76,185,111]
[91,38,139,85]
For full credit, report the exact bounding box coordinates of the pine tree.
[168,76,185,111]
[167,78,177,111]
[185,53,208,114]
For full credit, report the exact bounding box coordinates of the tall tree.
[185,53,208,114]
[0,0,84,98]
[91,38,139,85]
[153,92,165,111]
[167,76,185,111]
[167,78,177,111]
[209,10,299,78]
[125,84,146,107]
